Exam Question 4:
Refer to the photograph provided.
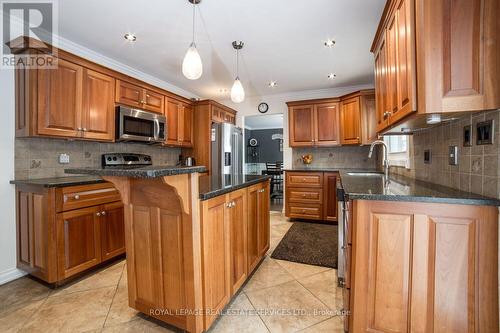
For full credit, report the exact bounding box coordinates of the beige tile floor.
[0,212,344,333]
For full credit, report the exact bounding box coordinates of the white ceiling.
[56,0,385,99]
[245,114,284,130]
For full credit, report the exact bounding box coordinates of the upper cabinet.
[287,90,375,147]
[115,80,164,114]
[372,0,500,133]
[11,37,194,144]
[165,98,194,148]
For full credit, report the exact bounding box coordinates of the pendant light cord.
[236,49,239,77]
[192,2,195,44]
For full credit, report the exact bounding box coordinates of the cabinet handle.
[101,211,106,216]
[77,127,83,131]
[383,111,390,119]
[96,212,101,217]
[83,128,87,132]
[258,189,265,193]
[74,195,80,200]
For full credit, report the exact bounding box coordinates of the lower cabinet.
[15,182,125,284]
[350,200,499,332]
[285,171,338,222]
[201,181,270,331]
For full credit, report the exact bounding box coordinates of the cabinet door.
[323,172,338,222]
[289,105,315,147]
[115,80,143,108]
[247,185,260,273]
[56,206,101,280]
[340,97,361,145]
[201,195,230,330]
[394,0,414,122]
[315,103,340,146]
[360,94,377,145]
[143,89,164,114]
[82,69,115,141]
[228,189,248,294]
[386,14,399,117]
[257,182,270,257]
[374,37,389,132]
[37,58,83,138]
[100,201,125,261]
[166,99,180,145]
[180,103,194,147]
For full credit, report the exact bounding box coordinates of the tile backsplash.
[292,146,377,169]
[15,137,181,179]
[392,110,500,198]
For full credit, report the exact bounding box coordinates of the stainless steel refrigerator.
[211,122,243,177]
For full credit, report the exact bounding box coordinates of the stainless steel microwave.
[116,106,166,143]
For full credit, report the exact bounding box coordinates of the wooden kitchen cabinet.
[115,79,164,114]
[56,206,102,280]
[350,200,499,332]
[372,0,500,133]
[285,171,338,222]
[82,69,115,141]
[257,182,270,257]
[228,189,248,294]
[288,104,315,146]
[340,97,361,145]
[37,58,83,138]
[247,184,261,273]
[165,98,194,147]
[201,195,231,330]
[14,182,124,284]
[287,90,374,147]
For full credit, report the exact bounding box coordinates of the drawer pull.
[101,211,106,216]
[96,212,101,217]
[74,195,80,200]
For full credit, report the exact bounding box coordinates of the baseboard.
[0,267,26,285]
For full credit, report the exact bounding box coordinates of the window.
[384,135,410,168]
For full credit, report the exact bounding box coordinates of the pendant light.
[182,0,203,80]
[231,41,245,103]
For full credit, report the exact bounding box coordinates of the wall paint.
[0,68,20,284]
[245,128,284,163]
[218,83,374,168]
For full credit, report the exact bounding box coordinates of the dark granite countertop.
[339,170,500,206]
[65,165,207,178]
[10,176,106,188]
[199,174,271,200]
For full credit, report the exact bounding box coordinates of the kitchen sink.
[346,172,384,177]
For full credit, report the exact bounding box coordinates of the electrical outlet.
[59,153,70,164]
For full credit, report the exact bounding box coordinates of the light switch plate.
[448,146,458,165]
[59,153,70,164]
[424,149,431,164]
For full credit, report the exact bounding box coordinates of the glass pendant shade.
[231,77,245,103]
[182,42,203,80]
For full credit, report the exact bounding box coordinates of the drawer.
[286,172,323,187]
[288,204,323,220]
[56,183,121,212]
[287,187,323,204]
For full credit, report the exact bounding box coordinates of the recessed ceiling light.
[268,81,277,88]
[219,88,228,93]
[327,73,337,79]
[324,39,335,48]
[124,33,137,42]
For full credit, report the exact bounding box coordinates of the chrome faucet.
[368,140,390,179]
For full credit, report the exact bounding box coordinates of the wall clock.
[249,138,258,147]
[258,102,269,113]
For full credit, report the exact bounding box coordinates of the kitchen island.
[65,166,271,333]
[337,171,500,332]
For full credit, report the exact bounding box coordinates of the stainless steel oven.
[116,106,166,143]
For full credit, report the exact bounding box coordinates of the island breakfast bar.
[65,166,271,333]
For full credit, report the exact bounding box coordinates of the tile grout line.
[101,262,126,329]
[242,291,272,333]
[17,293,50,331]
[295,277,339,314]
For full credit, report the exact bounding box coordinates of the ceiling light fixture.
[268,81,277,88]
[124,33,136,42]
[231,41,245,103]
[182,0,203,80]
[324,39,335,47]
[328,73,337,79]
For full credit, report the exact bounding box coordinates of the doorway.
[243,114,284,212]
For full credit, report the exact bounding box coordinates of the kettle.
[185,157,196,166]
